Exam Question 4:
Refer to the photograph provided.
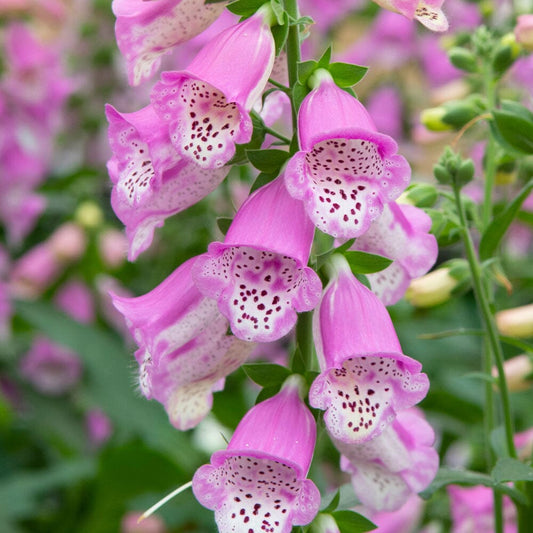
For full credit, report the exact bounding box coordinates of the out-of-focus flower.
[309,255,429,444]
[112,256,254,430]
[285,69,410,240]
[193,176,322,343]
[151,7,275,169]
[121,511,166,533]
[496,304,533,338]
[54,280,95,325]
[19,337,82,395]
[492,354,533,393]
[193,375,321,532]
[365,86,404,140]
[349,202,438,306]
[113,0,228,86]
[337,408,438,512]
[309,513,341,533]
[515,14,533,51]
[86,409,113,448]
[367,493,425,533]
[74,201,104,230]
[372,0,449,32]
[98,228,129,269]
[448,485,517,533]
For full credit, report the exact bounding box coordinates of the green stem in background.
[453,186,517,460]
[284,0,301,134]
[482,63,497,231]
[294,310,315,373]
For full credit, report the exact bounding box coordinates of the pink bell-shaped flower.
[151,7,275,169]
[111,256,254,430]
[193,375,321,532]
[193,176,322,343]
[309,255,429,443]
[349,202,438,305]
[285,70,410,240]
[336,408,438,512]
[372,0,449,32]
[106,104,229,260]
[112,0,227,86]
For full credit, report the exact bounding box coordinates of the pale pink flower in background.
[86,409,113,448]
[372,0,449,32]
[54,280,95,324]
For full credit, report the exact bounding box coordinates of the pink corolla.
[448,485,516,533]
[349,202,438,306]
[106,104,229,260]
[151,7,275,169]
[111,256,254,430]
[193,375,320,532]
[336,408,438,512]
[285,70,410,240]
[193,176,322,343]
[372,0,449,32]
[54,280,95,324]
[309,255,429,443]
[19,336,82,395]
[113,0,227,86]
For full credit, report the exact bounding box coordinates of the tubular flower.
[111,256,254,430]
[193,375,321,532]
[106,104,229,260]
[309,255,429,443]
[112,0,227,86]
[151,7,275,169]
[285,70,410,240]
[349,202,438,305]
[336,408,439,512]
[372,0,449,32]
[192,176,322,343]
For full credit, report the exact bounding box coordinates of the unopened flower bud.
[75,201,104,230]
[421,107,451,132]
[405,264,467,307]
[98,229,128,269]
[310,513,340,533]
[434,147,475,188]
[492,354,533,392]
[448,47,478,73]
[397,183,438,208]
[515,15,533,51]
[496,304,533,338]
[493,33,521,76]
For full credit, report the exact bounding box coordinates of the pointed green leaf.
[479,178,533,260]
[250,171,278,194]
[492,458,533,483]
[332,510,377,532]
[270,0,285,24]
[242,363,292,387]
[297,60,318,85]
[343,250,393,274]
[216,217,233,235]
[246,148,290,173]
[328,62,368,87]
[321,490,341,513]
[318,46,332,68]
[492,106,533,155]
[271,11,289,54]
[227,0,266,16]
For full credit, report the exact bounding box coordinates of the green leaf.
[292,80,310,113]
[271,11,289,55]
[479,178,533,260]
[216,216,233,235]
[343,250,393,274]
[492,458,533,483]
[332,510,377,532]
[297,60,318,85]
[242,363,291,387]
[270,0,284,24]
[317,46,332,68]
[321,490,340,513]
[328,62,368,88]
[315,239,355,270]
[246,148,290,173]
[227,0,266,16]
[255,384,282,404]
[249,171,278,194]
[492,106,533,155]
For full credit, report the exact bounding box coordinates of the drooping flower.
[496,304,533,339]
[349,202,438,305]
[151,6,275,169]
[112,0,227,86]
[193,375,321,532]
[366,493,425,533]
[336,408,439,512]
[309,255,429,443]
[371,0,449,32]
[54,279,95,324]
[106,104,229,260]
[19,336,82,395]
[111,256,254,430]
[284,69,410,240]
[193,176,322,343]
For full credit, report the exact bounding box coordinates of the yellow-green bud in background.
[492,354,533,392]
[75,201,104,230]
[422,95,486,132]
[397,183,438,208]
[493,33,522,76]
[448,47,478,73]
[496,304,533,338]
[420,107,451,132]
[310,513,340,533]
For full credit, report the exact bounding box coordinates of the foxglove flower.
[372,0,449,32]
[112,256,254,430]
[113,0,227,86]
[349,202,438,305]
[193,375,320,532]
[285,70,410,240]
[54,280,95,324]
[151,7,275,169]
[193,176,322,343]
[309,255,429,443]
[336,408,438,512]
[106,104,229,260]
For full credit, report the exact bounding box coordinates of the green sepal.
[491,103,533,155]
[331,510,377,533]
[216,217,233,235]
[343,250,393,274]
[246,148,290,173]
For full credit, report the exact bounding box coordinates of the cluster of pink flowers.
[106,1,445,530]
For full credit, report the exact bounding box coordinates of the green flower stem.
[482,64,497,231]
[295,310,315,373]
[285,0,301,135]
[262,124,291,145]
[453,186,517,460]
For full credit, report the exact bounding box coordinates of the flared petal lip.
[321,350,423,375]
[206,241,310,270]
[300,126,399,158]
[209,449,308,479]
